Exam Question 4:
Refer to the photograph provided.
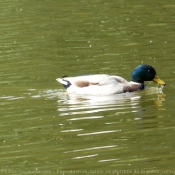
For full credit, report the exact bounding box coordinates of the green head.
[131,64,165,85]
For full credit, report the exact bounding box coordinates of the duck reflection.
[56,87,165,116]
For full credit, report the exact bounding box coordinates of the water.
[0,0,175,174]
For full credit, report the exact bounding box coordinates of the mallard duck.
[56,64,165,95]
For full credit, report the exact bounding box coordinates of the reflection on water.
[52,86,169,170]
[0,83,171,171]
[56,87,165,116]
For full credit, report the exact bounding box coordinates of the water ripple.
[55,87,165,116]
[72,154,98,159]
[69,116,104,121]
[64,145,117,153]
[77,130,121,136]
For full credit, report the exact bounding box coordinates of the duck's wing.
[56,74,127,89]
[110,75,128,84]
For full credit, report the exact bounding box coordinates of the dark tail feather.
[56,76,71,89]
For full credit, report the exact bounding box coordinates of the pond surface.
[0,0,175,174]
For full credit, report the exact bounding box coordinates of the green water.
[0,0,175,174]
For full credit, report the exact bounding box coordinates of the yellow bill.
[153,75,166,86]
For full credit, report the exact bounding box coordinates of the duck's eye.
[148,70,150,72]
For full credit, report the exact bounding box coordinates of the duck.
[56,64,165,95]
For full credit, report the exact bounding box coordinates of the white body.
[56,74,141,96]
